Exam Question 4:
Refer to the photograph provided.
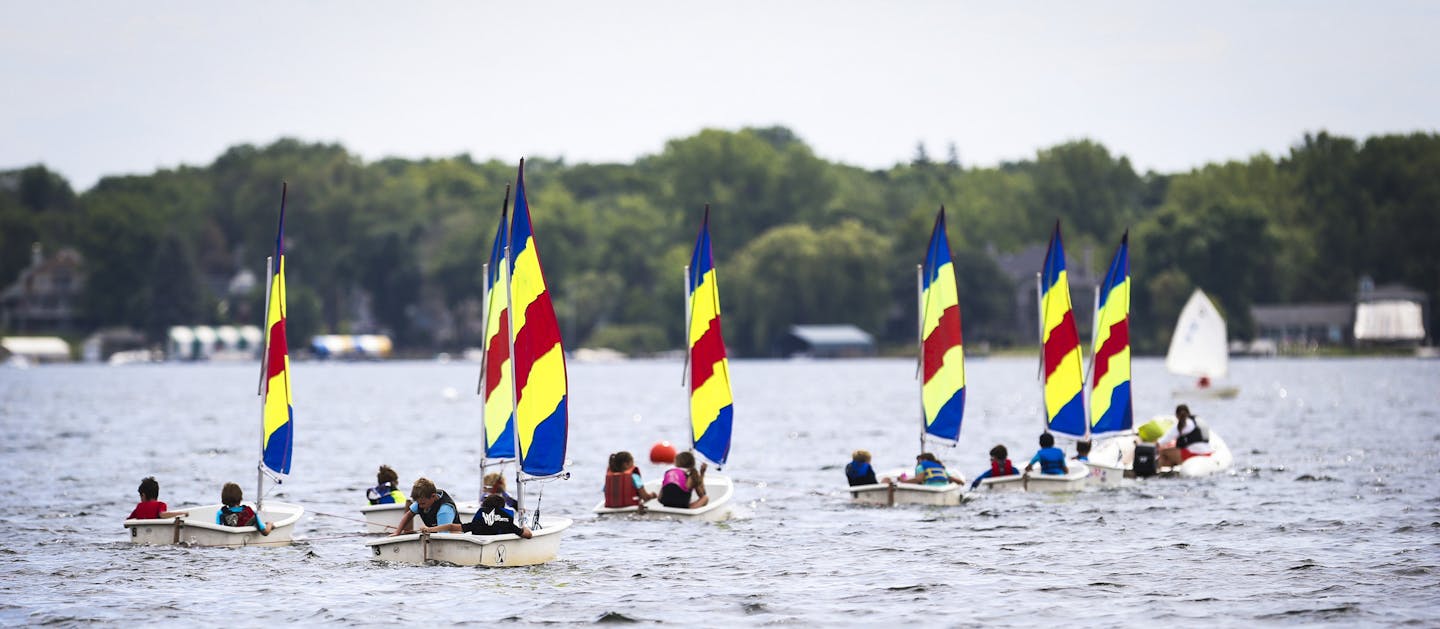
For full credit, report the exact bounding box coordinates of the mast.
[683,263,693,450]
[915,263,925,455]
[256,253,275,514]
[1036,271,1047,433]
[477,260,489,505]
[503,237,523,517]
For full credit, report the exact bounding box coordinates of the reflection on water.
[1,358,1437,625]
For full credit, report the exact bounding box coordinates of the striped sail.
[919,207,965,443]
[1039,221,1086,438]
[687,206,734,466]
[507,160,568,478]
[260,186,294,479]
[1089,232,1133,436]
[482,200,515,461]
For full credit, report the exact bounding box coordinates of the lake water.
[1,357,1438,625]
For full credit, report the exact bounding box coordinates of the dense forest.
[1,127,1436,356]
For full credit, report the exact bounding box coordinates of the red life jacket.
[990,459,1016,477]
[604,467,641,507]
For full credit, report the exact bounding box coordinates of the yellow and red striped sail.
[1089,232,1133,436]
[687,206,733,466]
[482,195,515,461]
[920,207,965,443]
[260,185,294,479]
[1039,221,1086,438]
[507,160,568,477]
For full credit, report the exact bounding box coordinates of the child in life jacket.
[455,494,533,538]
[658,451,709,509]
[483,472,519,511]
[970,445,1018,489]
[215,482,270,535]
[366,465,406,505]
[845,450,879,486]
[127,476,181,520]
[1024,432,1069,476]
[603,451,657,508]
[1073,440,1092,462]
[902,452,965,486]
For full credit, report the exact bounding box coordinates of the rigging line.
[310,510,398,530]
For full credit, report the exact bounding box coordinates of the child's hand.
[700,463,708,473]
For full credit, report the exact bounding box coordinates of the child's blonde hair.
[483,472,506,493]
[851,450,871,463]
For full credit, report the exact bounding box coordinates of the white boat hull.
[359,501,478,534]
[1172,386,1240,399]
[979,463,1090,493]
[593,474,734,522]
[845,468,962,505]
[125,502,303,547]
[1089,430,1234,479]
[366,516,570,566]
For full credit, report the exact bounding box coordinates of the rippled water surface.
[2,357,1438,625]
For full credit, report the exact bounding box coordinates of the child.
[127,477,180,520]
[366,465,406,505]
[970,445,1018,489]
[1073,440,1092,462]
[1024,433,1069,476]
[902,452,965,485]
[458,494,533,538]
[659,451,709,509]
[215,482,270,535]
[845,450,879,486]
[483,472,519,511]
[396,478,460,535]
[604,451,657,508]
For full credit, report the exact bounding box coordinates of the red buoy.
[649,440,677,464]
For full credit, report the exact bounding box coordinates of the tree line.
[1,127,1436,356]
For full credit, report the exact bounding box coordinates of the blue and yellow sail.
[687,206,734,466]
[507,160,568,478]
[1089,232,1133,436]
[261,185,294,480]
[1039,221,1086,438]
[482,195,516,461]
[919,207,965,443]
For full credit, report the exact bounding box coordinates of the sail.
[1166,289,1229,378]
[919,207,965,443]
[260,186,294,480]
[1088,232,1132,436]
[482,201,516,461]
[507,160,569,478]
[687,206,734,466]
[1039,221,1086,438]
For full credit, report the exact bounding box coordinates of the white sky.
[2,1,1437,191]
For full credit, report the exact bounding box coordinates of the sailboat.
[849,207,965,506]
[984,221,1090,492]
[1082,232,1134,486]
[1167,288,1239,398]
[368,160,572,566]
[594,205,736,521]
[126,184,304,546]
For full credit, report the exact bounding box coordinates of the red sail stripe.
[483,310,510,398]
[921,305,961,383]
[1042,310,1079,378]
[513,292,560,398]
[690,317,726,390]
[266,318,288,380]
[1091,318,1129,385]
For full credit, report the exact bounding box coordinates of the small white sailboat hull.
[845,468,962,505]
[125,502,304,547]
[366,516,570,566]
[359,502,479,534]
[978,464,1090,492]
[1171,385,1240,399]
[1089,430,1234,479]
[594,474,735,521]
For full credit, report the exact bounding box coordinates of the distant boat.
[126,184,304,546]
[849,207,965,505]
[1167,289,1240,399]
[984,221,1089,492]
[595,205,737,521]
[368,160,571,566]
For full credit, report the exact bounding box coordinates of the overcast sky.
[2,1,1437,191]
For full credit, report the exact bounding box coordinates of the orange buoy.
[649,440,677,464]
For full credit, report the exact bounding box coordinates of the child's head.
[609,451,635,472]
[1076,440,1092,456]
[851,450,871,463]
[483,472,506,494]
[989,445,1008,461]
[138,477,160,501]
[917,452,938,463]
[481,494,507,513]
[377,465,398,486]
[410,477,437,502]
[674,451,696,470]
[1039,432,1055,448]
[221,482,243,507]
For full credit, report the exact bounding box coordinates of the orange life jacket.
[604,467,641,507]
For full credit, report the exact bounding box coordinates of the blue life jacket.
[846,461,877,486]
[367,482,405,505]
[917,460,949,485]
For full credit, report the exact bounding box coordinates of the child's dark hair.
[609,451,635,473]
[674,451,696,470]
[377,465,398,486]
[917,452,939,463]
[1039,433,1055,448]
[1076,440,1092,455]
[482,494,507,512]
[138,477,160,500]
[989,445,1008,460]
[221,482,243,507]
